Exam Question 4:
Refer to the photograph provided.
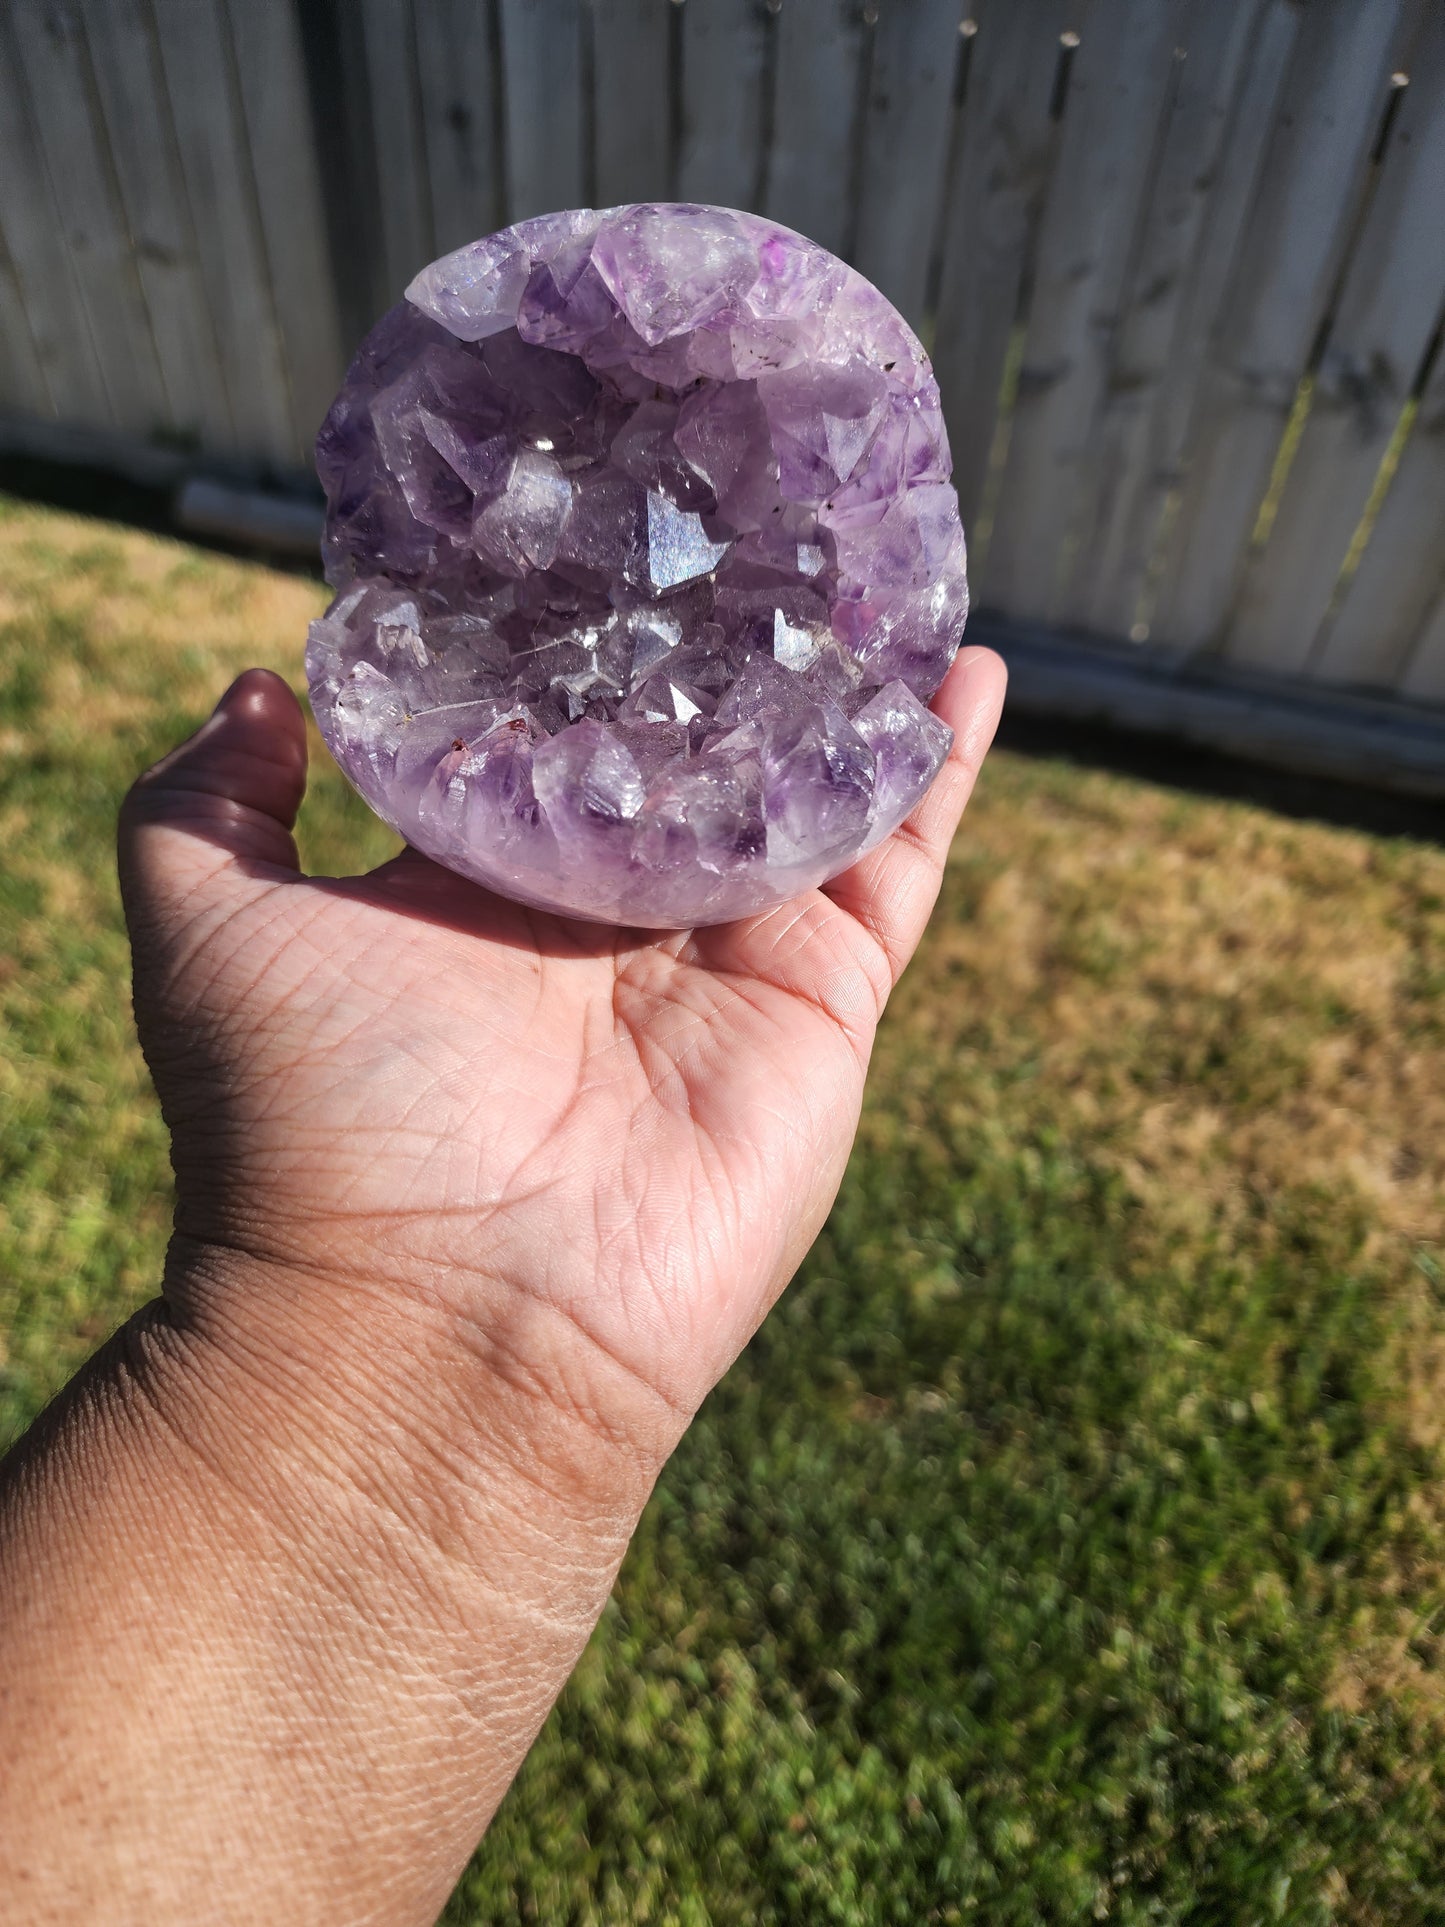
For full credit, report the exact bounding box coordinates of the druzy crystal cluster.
[307,203,968,925]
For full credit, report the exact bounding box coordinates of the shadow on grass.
[998,702,1444,849]
[0,455,326,585]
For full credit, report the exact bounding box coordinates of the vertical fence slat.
[228,0,347,464]
[359,0,434,304]
[413,0,505,255]
[593,0,673,206]
[1079,0,1299,642]
[1311,344,1445,694]
[0,11,111,427]
[931,0,1075,535]
[9,2,170,440]
[149,0,297,467]
[764,0,867,259]
[0,226,51,418]
[1224,15,1445,677]
[851,0,961,328]
[0,3,96,422]
[979,0,1187,622]
[1400,581,1445,705]
[1071,0,1278,640]
[80,0,234,451]
[677,0,769,210]
[1150,0,1412,653]
[498,0,586,222]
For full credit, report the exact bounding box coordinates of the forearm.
[0,1246,668,1926]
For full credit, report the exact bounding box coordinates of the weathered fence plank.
[8,3,169,440]
[413,0,505,257]
[0,227,51,420]
[229,0,347,460]
[1226,14,1445,677]
[677,0,770,210]
[594,0,673,206]
[498,0,586,221]
[852,0,961,328]
[931,0,1076,534]
[1072,0,1279,641]
[980,0,1187,622]
[1402,585,1445,706]
[359,0,435,303]
[0,0,94,424]
[80,0,234,451]
[1312,342,1445,695]
[0,7,118,430]
[765,0,867,260]
[149,0,297,467]
[1151,0,1412,653]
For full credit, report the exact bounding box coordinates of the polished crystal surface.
[307,204,968,926]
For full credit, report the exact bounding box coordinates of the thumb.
[119,669,308,932]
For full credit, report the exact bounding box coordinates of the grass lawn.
[2,492,1444,1923]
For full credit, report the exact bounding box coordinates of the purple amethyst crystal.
[307,204,968,926]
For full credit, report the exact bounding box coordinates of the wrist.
[158,1233,679,1572]
[0,1238,678,1919]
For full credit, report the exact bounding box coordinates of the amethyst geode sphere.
[307,204,968,926]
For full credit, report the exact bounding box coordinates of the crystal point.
[308,204,969,926]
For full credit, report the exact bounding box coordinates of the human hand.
[119,649,1006,1477]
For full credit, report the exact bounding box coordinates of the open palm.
[119,652,1005,1459]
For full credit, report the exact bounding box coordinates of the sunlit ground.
[2,494,1443,1923]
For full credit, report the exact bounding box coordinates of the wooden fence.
[1,0,1443,785]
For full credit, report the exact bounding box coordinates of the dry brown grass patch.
[899,757,1445,1261]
